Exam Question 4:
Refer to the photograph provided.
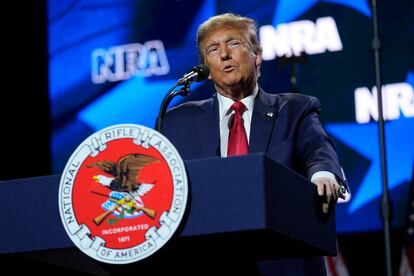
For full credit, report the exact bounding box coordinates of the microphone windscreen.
[193,64,209,82]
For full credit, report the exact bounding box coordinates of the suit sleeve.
[295,97,348,188]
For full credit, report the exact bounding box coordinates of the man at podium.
[162,13,347,276]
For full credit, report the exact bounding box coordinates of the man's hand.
[311,177,340,213]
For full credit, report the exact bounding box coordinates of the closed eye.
[228,40,242,48]
[207,46,218,56]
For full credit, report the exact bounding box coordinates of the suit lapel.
[195,96,221,157]
[249,89,279,154]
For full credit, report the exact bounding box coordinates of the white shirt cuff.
[310,171,338,184]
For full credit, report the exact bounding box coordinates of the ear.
[205,60,212,80]
[255,51,262,67]
[203,57,212,80]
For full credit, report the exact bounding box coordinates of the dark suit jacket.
[161,88,344,275]
[162,88,346,185]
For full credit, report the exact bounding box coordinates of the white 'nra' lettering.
[260,17,343,60]
[91,40,170,83]
[355,82,414,123]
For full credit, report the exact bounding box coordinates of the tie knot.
[230,101,246,114]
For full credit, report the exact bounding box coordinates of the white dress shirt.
[217,87,258,157]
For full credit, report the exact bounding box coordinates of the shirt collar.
[217,86,259,120]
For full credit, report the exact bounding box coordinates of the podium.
[0,153,336,274]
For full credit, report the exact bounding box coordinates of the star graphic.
[272,0,371,25]
[326,112,414,213]
[77,76,204,130]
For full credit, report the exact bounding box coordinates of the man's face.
[201,25,262,98]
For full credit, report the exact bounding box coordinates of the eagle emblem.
[87,153,160,225]
[59,124,188,264]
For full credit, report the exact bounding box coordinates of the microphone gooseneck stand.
[155,80,191,132]
[155,64,209,132]
[371,1,392,275]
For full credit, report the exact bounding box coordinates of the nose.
[219,44,231,60]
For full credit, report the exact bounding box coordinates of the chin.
[222,76,243,86]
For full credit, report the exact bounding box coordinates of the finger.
[333,183,339,200]
[328,181,339,203]
[329,183,338,202]
[325,183,333,206]
[315,182,324,196]
[323,202,329,213]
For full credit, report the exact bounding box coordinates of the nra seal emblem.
[58,124,188,264]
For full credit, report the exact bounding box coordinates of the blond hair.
[196,13,263,62]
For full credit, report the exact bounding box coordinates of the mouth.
[222,65,235,72]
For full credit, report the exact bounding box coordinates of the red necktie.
[227,101,248,156]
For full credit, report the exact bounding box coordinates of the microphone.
[177,64,209,85]
[155,64,209,132]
